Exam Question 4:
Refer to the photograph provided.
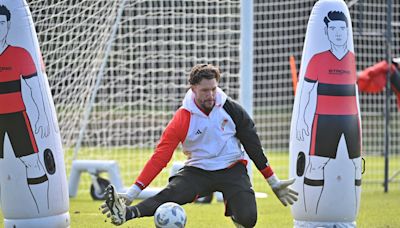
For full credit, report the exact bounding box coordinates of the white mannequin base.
[294,220,356,228]
[4,212,70,228]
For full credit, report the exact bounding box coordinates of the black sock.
[126,206,140,220]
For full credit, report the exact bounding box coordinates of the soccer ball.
[154,202,187,228]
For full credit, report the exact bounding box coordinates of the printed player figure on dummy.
[295,11,362,214]
[0,4,50,214]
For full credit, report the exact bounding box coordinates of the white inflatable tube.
[289,0,362,227]
[0,0,70,227]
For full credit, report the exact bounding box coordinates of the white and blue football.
[154,202,187,228]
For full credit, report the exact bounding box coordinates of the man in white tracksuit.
[101,64,298,227]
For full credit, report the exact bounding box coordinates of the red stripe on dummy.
[22,111,38,153]
[310,115,319,156]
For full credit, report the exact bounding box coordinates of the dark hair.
[189,64,221,85]
[324,11,348,27]
[0,5,10,21]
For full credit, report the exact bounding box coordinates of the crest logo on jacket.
[221,119,228,131]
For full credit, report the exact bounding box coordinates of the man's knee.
[232,210,257,228]
[228,191,257,227]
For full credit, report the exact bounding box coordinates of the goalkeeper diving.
[100,64,298,227]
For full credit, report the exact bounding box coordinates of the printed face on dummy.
[192,78,218,113]
[0,15,9,42]
[326,20,348,47]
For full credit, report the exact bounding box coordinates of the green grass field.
[0,151,399,227]
[1,188,397,227]
[68,189,400,227]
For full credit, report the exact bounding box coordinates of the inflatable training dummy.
[289,0,362,227]
[0,0,70,227]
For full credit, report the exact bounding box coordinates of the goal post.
[72,0,129,161]
[239,0,254,181]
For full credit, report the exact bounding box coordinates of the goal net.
[27,0,399,193]
[28,0,242,192]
